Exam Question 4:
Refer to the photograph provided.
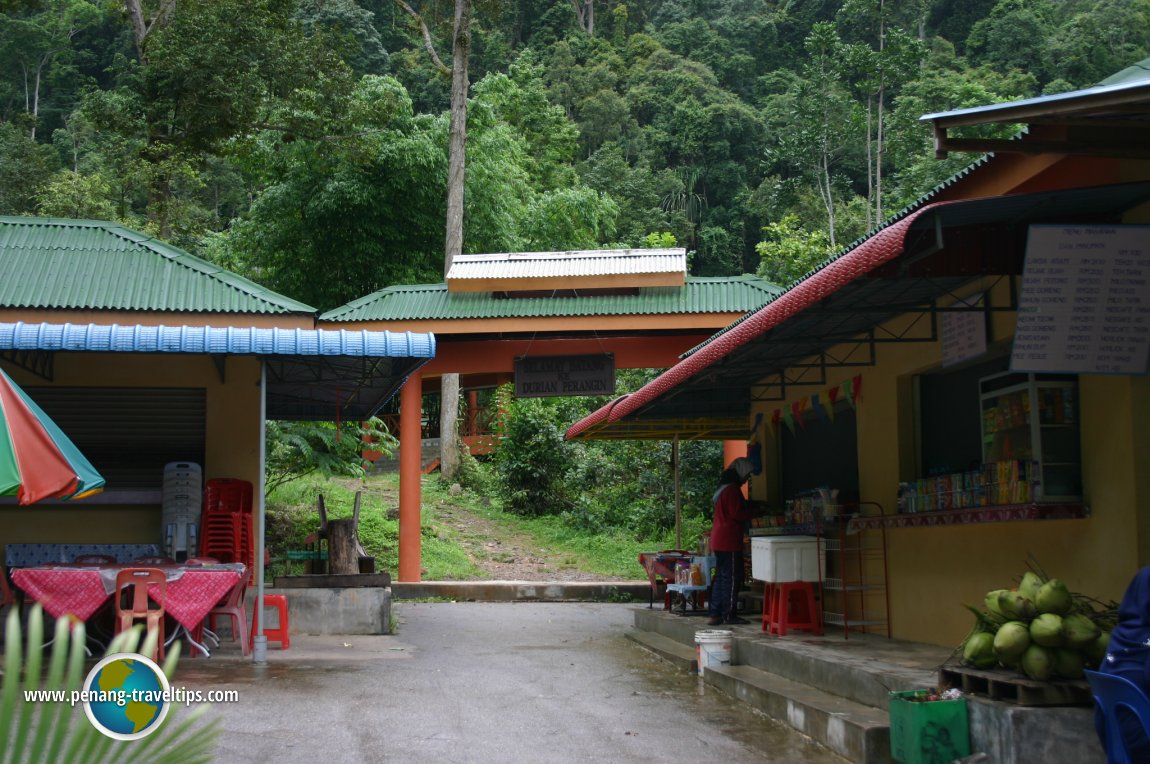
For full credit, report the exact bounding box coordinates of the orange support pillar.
[724,440,748,497]
[398,373,422,582]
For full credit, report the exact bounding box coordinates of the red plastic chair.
[114,568,167,661]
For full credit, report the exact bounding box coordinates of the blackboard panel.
[918,355,1007,476]
[780,406,859,500]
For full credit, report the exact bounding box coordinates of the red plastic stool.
[765,582,822,636]
[761,584,776,632]
[250,594,290,650]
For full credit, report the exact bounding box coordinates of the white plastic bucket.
[694,629,732,676]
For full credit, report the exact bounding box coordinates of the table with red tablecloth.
[12,563,245,639]
[637,550,693,608]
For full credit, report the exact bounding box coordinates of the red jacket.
[710,483,754,552]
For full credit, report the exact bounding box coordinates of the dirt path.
[341,476,630,582]
[432,500,630,581]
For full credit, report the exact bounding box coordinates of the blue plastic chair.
[1085,669,1150,764]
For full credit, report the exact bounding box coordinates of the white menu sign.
[941,293,987,367]
[1012,225,1150,374]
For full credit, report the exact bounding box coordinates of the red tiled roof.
[564,395,628,440]
[593,202,950,427]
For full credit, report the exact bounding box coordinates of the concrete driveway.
[173,601,848,763]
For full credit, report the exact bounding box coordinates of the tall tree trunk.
[875,2,886,225]
[439,372,461,481]
[444,0,470,275]
[820,153,836,249]
[440,0,471,482]
[864,96,874,232]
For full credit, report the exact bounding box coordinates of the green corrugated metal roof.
[320,275,783,322]
[0,217,316,314]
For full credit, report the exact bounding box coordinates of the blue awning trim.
[0,322,436,359]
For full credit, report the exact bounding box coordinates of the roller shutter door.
[24,387,206,488]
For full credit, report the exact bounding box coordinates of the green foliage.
[483,370,723,538]
[642,231,677,248]
[35,170,118,220]
[0,606,219,763]
[0,123,59,213]
[452,445,494,496]
[491,385,574,517]
[755,214,835,287]
[265,418,395,495]
[1,0,1140,290]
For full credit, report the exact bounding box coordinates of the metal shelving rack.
[818,502,890,639]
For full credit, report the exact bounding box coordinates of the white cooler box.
[751,535,824,582]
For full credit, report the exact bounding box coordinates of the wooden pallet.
[938,664,1093,706]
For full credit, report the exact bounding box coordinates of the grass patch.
[265,471,695,581]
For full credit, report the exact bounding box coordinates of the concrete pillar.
[398,373,422,582]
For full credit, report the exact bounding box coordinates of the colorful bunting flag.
[791,398,807,429]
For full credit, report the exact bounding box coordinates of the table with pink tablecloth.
[638,550,693,608]
[12,564,246,631]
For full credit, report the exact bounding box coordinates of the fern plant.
[0,605,220,763]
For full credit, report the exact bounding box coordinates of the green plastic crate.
[889,690,972,764]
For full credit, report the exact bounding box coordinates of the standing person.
[1095,566,1150,761]
[708,457,757,626]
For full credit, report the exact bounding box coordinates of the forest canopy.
[2,0,1148,311]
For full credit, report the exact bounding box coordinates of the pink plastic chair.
[200,578,250,656]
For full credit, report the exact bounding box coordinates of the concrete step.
[633,607,940,709]
[627,624,890,764]
[393,580,650,602]
[706,663,891,764]
[625,629,697,672]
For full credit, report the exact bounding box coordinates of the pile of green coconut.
[959,569,1117,682]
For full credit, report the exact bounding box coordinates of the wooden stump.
[328,519,360,575]
[327,492,364,576]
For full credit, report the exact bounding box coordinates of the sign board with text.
[1012,225,1150,375]
[515,354,616,398]
[941,293,987,367]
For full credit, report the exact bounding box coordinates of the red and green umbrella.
[0,368,105,505]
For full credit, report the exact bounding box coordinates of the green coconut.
[994,621,1032,661]
[1063,613,1102,649]
[1020,644,1055,681]
[998,590,1038,621]
[985,589,1009,619]
[1053,648,1086,680]
[963,632,997,669]
[1035,578,1073,615]
[1085,631,1111,668]
[1019,571,1044,602]
[1030,613,1065,647]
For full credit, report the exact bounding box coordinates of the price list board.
[1012,225,1150,375]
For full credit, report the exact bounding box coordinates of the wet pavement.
[171,602,849,763]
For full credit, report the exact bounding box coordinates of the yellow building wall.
[0,353,262,550]
[754,275,1149,648]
